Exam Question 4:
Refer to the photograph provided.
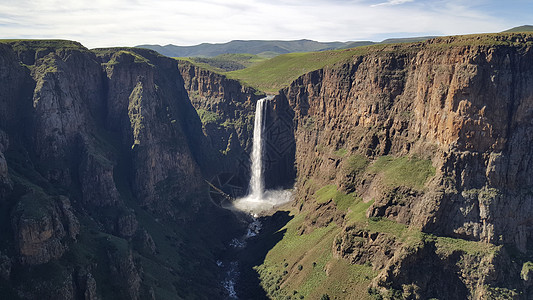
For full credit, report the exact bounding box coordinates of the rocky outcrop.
[107,249,142,300]
[117,210,138,237]
[134,229,157,255]
[99,49,204,212]
[75,268,98,300]
[333,225,402,270]
[79,144,122,207]
[12,193,79,265]
[0,251,12,281]
[30,46,103,187]
[0,130,11,198]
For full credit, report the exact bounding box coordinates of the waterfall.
[221,96,292,299]
[231,95,291,214]
[248,96,270,200]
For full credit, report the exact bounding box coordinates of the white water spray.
[232,96,292,214]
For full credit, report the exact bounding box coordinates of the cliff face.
[178,62,297,192]
[178,62,260,190]
[0,41,238,299]
[284,34,533,247]
[98,49,204,211]
[266,33,533,299]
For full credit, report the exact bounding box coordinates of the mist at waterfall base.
[233,190,293,215]
[232,96,292,215]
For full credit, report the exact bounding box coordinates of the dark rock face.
[0,130,11,198]
[79,145,122,207]
[75,268,98,300]
[0,41,235,299]
[107,249,142,300]
[12,194,79,265]
[177,62,297,194]
[177,61,264,196]
[99,50,204,212]
[264,94,296,190]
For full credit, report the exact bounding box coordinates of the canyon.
[0,32,532,299]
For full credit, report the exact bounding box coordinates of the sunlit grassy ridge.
[257,197,499,299]
[314,184,357,211]
[225,47,383,93]
[256,151,503,298]
[176,53,269,73]
[368,156,436,190]
[0,39,85,50]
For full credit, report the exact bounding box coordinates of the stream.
[219,215,263,299]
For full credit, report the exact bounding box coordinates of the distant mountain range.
[136,37,435,58]
[137,40,349,58]
[137,25,533,58]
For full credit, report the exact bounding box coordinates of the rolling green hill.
[137,37,439,59]
[225,47,382,93]
[178,53,269,72]
[503,25,533,32]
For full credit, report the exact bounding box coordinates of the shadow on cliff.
[235,211,293,300]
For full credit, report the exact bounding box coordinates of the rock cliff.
[178,61,297,197]
[177,61,263,196]
[261,33,533,299]
[0,40,239,299]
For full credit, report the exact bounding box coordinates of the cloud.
[371,0,414,7]
[0,0,523,48]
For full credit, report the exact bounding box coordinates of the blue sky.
[0,0,531,48]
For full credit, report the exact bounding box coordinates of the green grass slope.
[225,46,385,93]
[502,25,533,32]
[0,39,87,57]
[178,53,268,72]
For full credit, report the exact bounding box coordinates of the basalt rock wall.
[282,34,533,249]
[273,33,533,298]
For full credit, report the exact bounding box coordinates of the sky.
[0,0,531,49]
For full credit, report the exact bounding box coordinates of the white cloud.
[0,0,522,48]
[371,0,414,7]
